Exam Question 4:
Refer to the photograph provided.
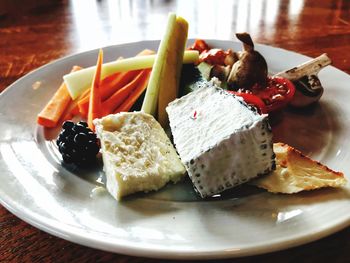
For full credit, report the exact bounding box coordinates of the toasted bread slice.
[251,142,347,193]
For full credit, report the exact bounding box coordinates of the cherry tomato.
[199,48,227,65]
[189,39,233,66]
[227,91,267,114]
[188,39,210,53]
[250,76,295,113]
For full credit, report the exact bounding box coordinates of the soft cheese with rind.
[166,81,275,198]
[94,112,186,200]
[251,142,347,193]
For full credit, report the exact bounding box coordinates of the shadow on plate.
[272,101,341,159]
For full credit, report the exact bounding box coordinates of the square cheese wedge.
[166,81,275,198]
[94,112,186,200]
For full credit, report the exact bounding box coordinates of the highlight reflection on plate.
[0,40,349,260]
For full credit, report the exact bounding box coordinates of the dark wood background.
[1,0,349,262]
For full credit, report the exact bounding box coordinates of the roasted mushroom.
[274,53,331,107]
[227,33,268,89]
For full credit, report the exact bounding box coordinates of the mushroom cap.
[227,32,268,89]
[228,49,268,89]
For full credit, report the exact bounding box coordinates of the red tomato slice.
[199,48,227,65]
[251,76,295,113]
[189,39,233,66]
[188,39,210,53]
[227,91,267,114]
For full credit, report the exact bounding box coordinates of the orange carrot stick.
[37,66,82,128]
[78,70,140,117]
[79,88,91,102]
[98,50,153,96]
[59,94,83,122]
[102,70,149,115]
[75,88,92,117]
[114,69,151,113]
[87,49,103,130]
[79,57,123,101]
[78,49,155,117]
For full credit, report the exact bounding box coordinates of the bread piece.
[251,142,347,193]
[94,112,186,200]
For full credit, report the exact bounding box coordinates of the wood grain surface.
[1,0,349,262]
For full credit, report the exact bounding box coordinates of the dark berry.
[73,124,87,133]
[74,133,88,144]
[62,121,74,130]
[56,121,100,167]
[58,142,66,153]
[87,131,97,140]
[77,121,88,127]
[62,153,73,163]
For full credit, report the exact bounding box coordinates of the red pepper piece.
[227,91,267,114]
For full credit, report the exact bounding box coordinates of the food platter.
[0,40,349,259]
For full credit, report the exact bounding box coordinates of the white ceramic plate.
[0,40,349,260]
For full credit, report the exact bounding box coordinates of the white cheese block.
[94,112,186,200]
[166,81,275,198]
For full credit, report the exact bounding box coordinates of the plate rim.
[1,192,349,260]
[0,39,349,260]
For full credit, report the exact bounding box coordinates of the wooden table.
[1,0,349,262]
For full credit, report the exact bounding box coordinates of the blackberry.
[56,121,100,167]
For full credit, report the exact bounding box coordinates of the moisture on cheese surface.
[94,112,186,200]
[166,81,275,198]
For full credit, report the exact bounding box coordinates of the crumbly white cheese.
[166,81,275,198]
[94,112,186,200]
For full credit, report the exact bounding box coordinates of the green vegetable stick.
[64,50,198,100]
[156,16,188,127]
[141,13,177,115]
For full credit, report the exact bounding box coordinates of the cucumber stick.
[157,16,188,127]
[64,50,198,100]
[141,13,188,125]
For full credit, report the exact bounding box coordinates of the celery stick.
[156,16,188,127]
[141,13,177,115]
[64,50,198,100]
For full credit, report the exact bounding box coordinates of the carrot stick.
[99,50,153,103]
[87,49,103,130]
[78,70,141,117]
[77,57,124,108]
[79,88,91,102]
[76,88,95,117]
[78,49,155,117]
[92,56,127,97]
[59,95,82,122]
[102,70,149,115]
[76,87,93,117]
[37,66,82,128]
[114,69,151,113]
